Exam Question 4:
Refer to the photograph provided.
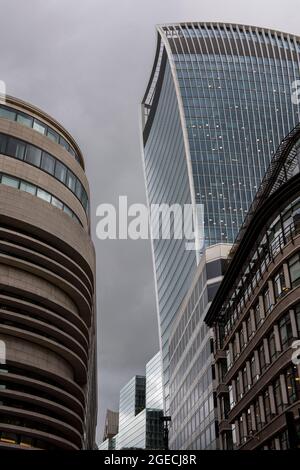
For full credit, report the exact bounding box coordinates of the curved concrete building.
[0,96,97,449]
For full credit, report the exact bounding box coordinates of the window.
[47,128,59,143]
[246,408,252,434]
[59,136,69,151]
[37,188,51,203]
[16,112,33,128]
[263,288,272,314]
[0,132,87,213]
[273,268,287,300]
[81,190,88,211]
[269,330,277,361]
[240,328,245,350]
[41,152,55,175]
[263,389,271,423]
[1,175,18,188]
[0,173,79,224]
[254,401,262,431]
[33,119,46,135]
[0,106,16,121]
[254,302,262,328]
[279,314,293,349]
[246,315,253,340]
[259,343,266,373]
[25,145,42,167]
[296,305,300,335]
[75,179,82,200]
[288,254,300,287]
[20,181,36,195]
[0,133,7,153]
[6,137,26,160]
[51,197,63,210]
[274,378,283,413]
[63,205,73,217]
[54,161,67,184]
[286,367,298,404]
[66,170,76,192]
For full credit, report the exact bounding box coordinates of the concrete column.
[215,361,220,384]
[269,384,276,415]
[243,321,248,344]
[254,349,260,376]
[235,332,241,355]
[250,309,256,335]
[232,379,237,404]
[246,361,252,388]
[274,324,282,353]
[259,395,266,424]
[283,263,291,289]
[280,374,288,405]
[263,338,271,365]
[228,342,233,367]
[239,370,244,397]
[242,412,247,439]
[259,296,265,319]
[268,280,275,308]
[235,419,240,447]
[275,438,281,450]
[217,397,222,422]
[250,404,256,431]
[290,309,298,338]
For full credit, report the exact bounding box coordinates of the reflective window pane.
[25,145,42,167]
[17,112,33,128]
[51,196,63,210]
[1,175,19,188]
[41,152,55,175]
[59,136,69,151]
[20,181,36,195]
[6,137,26,160]
[47,127,59,143]
[33,119,46,135]
[54,161,67,183]
[0,106,16,121]
[63,205,72,217]
[66,170,76,191]
[37,188,51,203]
[0,133,7,153]
[75,179,83,199]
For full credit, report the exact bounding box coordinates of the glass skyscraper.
[141,23,300,412]
[99,353,164,450]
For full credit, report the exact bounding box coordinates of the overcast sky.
[1,0,299,444]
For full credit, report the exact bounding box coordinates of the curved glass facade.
[0,132,89,215]
[0,172,81,225]
[142,23,300,417]
[0,104,82,165]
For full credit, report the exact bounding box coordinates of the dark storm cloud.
[0,0,299,443]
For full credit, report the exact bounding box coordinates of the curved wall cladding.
[0,96,97,450]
